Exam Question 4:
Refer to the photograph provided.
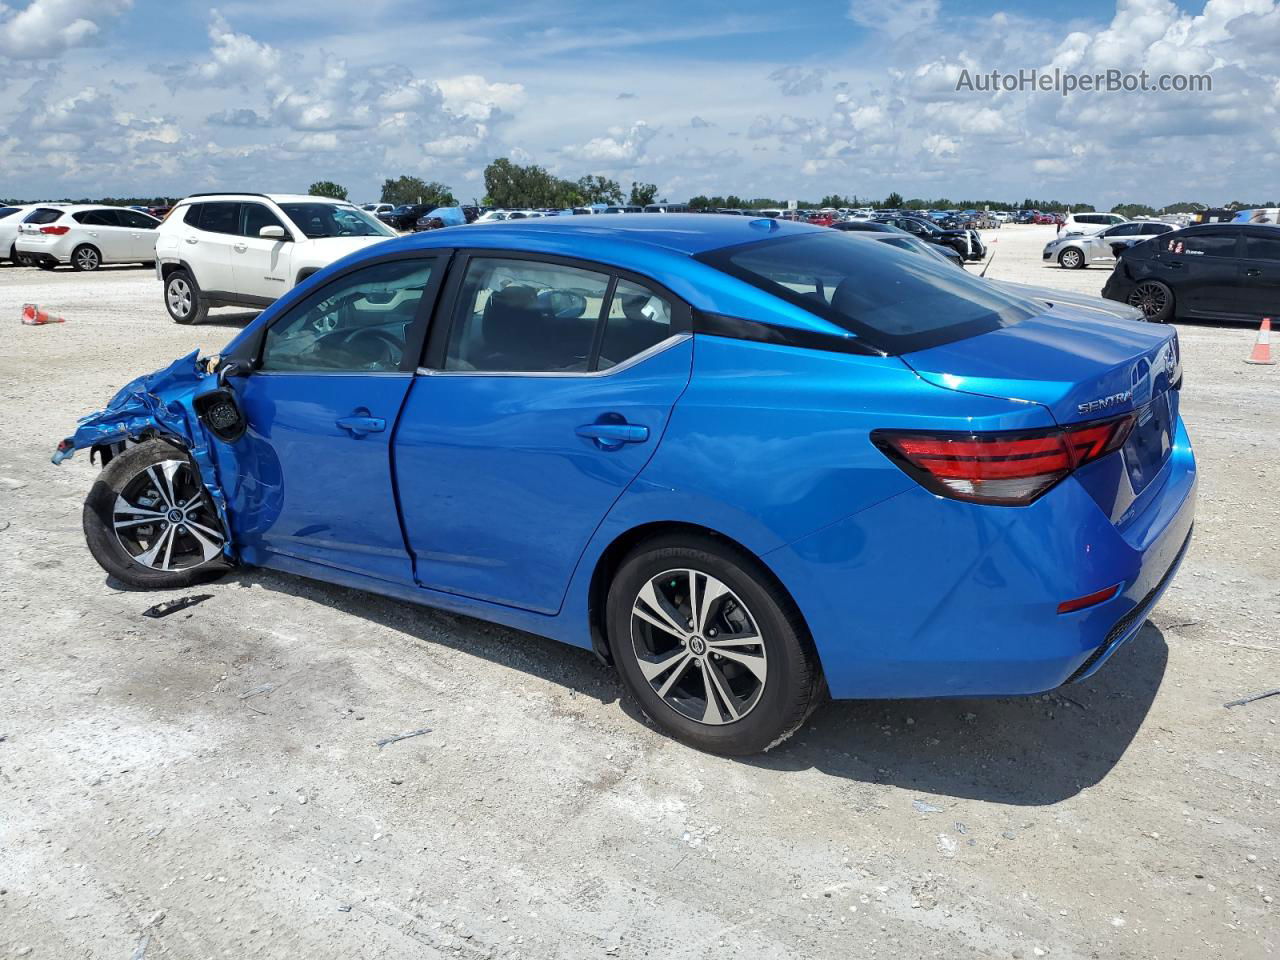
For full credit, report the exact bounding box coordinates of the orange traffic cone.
[20,303,37,323]
[21,303,64,325]
[1244,318,1276,365]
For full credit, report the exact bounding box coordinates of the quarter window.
[598,280,673,370]
[261,259,436,373]
[445,258,611,373]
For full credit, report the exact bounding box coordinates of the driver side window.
[260,259,436,373]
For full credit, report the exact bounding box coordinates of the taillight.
[40,225,70,235]
[872,414,1135,506]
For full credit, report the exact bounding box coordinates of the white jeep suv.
[155,193,397,324]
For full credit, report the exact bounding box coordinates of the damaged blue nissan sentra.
[55,215,1196,755]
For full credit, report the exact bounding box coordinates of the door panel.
[394,340,693,613]
[189,202,239,293]
[1155,231,1241,318]
[233,203,293,301]
[1241,231,1280,319]
[78,212,132,262]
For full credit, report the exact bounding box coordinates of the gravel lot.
[1,225,1276,959]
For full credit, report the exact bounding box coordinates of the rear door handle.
[337,415,386,438]
[576,422,649,447]
[1166,260,1183,268]
[184,237,198,244]
[1245,268,1262,277]
[233,242,247,253]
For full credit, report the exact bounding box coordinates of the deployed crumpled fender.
[51,350,236,559]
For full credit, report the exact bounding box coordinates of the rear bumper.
[15,237,69,264]
[765,416,1197,700]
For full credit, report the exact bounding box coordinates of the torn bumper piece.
[51,351,237,560]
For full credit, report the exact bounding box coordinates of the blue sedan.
[56,216,1197,755]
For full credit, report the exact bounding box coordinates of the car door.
[117,209,161,261]
[1156,230,1243,318]
[75,210,133,262]
[221,254,443,581]
[182,202,239,294]
[393,254,693,614]
[1093,222,1138,261]
[1240,229,1280,319]
[232,202,294,303]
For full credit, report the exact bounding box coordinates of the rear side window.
[74,210,121,226]
[445,258,611,373]
[1148,223,1173,234]
[699,232,1039,354]
[25,208,64,225]
[119,210,159,229]
[1245,233,1280,261]
[196,202,240,235]
[1169,232,1237,258]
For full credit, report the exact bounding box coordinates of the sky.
[1,0,1277,208]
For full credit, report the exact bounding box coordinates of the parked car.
[872,214,985,261]
[379,204,436,231]
[54,216,1195,755]
[1032,212,1057,225]
[831,219,964,267]
[154,193,397,324]
[413,206,468,231]
[361,203,395,218]
[644,203,691,213]
[0,204,35,264]
[1231,208,1279,224]
[604,206,643,214]
[1043,221,1175,269]
[15,205,161,271]
[1102,223,1280,323]
[1061,212,1126,235]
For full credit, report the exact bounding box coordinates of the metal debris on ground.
[239,682,277,701]
[142,594,213,619]
[1224,688,1280,709]
[376,727,433,748]
[130,934,150,960]
[912,799,942,813]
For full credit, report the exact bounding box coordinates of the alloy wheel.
[168,277,192,318]
[112,460,225,572]
[630,568,768,725]
[1128,282,1168,318]
[1060,249,1082,268]
[75,247,100,271]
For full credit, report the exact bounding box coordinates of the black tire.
[83,439,232,589]
[6,243,16,265]
[71,244,101,271]
[1127,280,1175,323]
[164,268,208,325]
[1058,247,1086,269]
[606,535,823,755]
[37,260,56,271]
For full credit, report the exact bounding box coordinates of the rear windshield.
[0,206,19,220]
[698,231,1039,354]
[25,208,65,225]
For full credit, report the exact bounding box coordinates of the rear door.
[1240,229,1280,320]
[74,210,132,262]
[232,202,293,303]
[186,202,239,294]
[394,253,693,614]
[117,209,161,261]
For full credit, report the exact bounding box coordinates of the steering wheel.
[335,327,403,369]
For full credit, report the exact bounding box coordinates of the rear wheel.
[83,440,231,589]
[1058,247,1085,269]
[72,244,100,271]
[1128,280,1174,322]
[607,536,823,755]
[164,269,208,325]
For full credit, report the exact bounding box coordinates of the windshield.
[698,231,1039,354]
[277,203,395,239]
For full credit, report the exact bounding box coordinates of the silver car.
[1043,220,1175,269]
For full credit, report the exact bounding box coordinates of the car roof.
[178,193,351,205]
[393,213,825,256]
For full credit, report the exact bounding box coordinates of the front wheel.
[1058,247,1086,269]
[606,536,823,755]
[1127,280,1174,322]
[83,440,232,589]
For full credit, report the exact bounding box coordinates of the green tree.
[576,174,623,205]
[688,195,713,210]
[1111,202,1157,219]
[819,194,847,208]
[308,180,348,201]
[629,181,658,206]
[483,158,572,208]
[381,176,455,207]
[883,191,905,208]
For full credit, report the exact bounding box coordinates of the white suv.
[1060,212,1127,236]
[155,193,397,324]
[14,204,161,271]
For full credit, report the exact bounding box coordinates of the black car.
[1102,223,1280,323]
[831,219,964,267]
[379,204,435,231]
[873,215,985,261]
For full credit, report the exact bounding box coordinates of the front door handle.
[337,415,386,438]
[1165,260,1183,269]
[233,242,247,253]
[184,237,198,244]
[576,421,649,449]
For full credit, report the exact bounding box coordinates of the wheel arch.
[584,520,813,667]
[72,241,102,264]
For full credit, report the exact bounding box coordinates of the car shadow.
[750,624,1168,806]
[201,310,261,328]
[190,567,1166,805]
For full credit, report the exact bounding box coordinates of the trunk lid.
[903,305,1181,511]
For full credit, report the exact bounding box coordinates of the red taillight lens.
[873,414,1135,506]
[40,225,71,235]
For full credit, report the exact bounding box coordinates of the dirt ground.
[0,224,1275,960]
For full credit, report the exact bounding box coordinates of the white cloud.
[848,0,940,38]
[194,10,282,88]
[0,0,130,59]
[568,120,657,166]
